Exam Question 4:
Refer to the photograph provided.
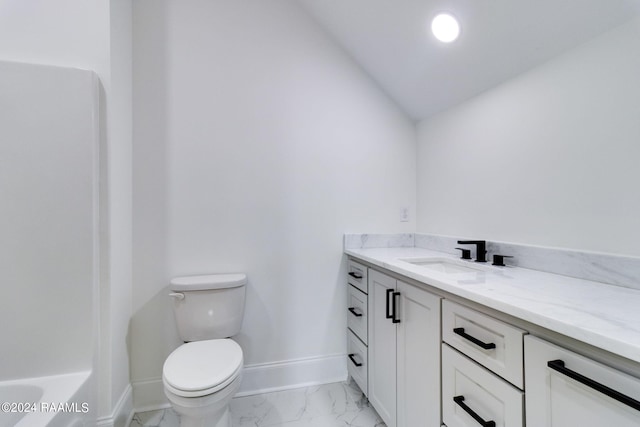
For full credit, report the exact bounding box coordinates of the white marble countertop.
[345,246,640,365]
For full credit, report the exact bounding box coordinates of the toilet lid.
[163,339,243,397]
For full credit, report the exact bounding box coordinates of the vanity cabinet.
[347,255,640,427]
[368,269,441,427]
[525,335,640,427]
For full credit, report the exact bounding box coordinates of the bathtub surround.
[345,233,640,292]
[0,61,98,381]
[0,61,99,426]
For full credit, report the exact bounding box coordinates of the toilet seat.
[163,339,243,398]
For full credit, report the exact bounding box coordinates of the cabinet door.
[397,280,441,427]
[526,335,640,427]
[368,269,397,427]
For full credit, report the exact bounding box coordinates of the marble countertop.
[345,246,640,365]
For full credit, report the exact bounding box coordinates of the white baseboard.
[131,378,171,413]
[132,353,347,413]
[237,353,347,396]
[97,384,133,427]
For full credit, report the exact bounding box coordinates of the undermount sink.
[399,257,486,274]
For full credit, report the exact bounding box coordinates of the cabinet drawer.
[442,300,526,388]
[347,284,368,344]
[347,329,368,395]
[442,345,523,427]
[347,259,368,294]
[525,335,640,427]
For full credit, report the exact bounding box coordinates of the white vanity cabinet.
[368,269,442,427]
[347,251,640,427]
[525,335,640,427]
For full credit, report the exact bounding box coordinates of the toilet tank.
[169,273,247,342]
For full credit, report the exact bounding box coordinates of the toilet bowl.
[162,273,247,427]
[163,339,243,427]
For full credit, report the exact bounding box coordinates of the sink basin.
[399,257,486,274]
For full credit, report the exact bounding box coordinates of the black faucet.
[457,240,487,263]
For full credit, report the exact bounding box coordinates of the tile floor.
[130,381,386,427]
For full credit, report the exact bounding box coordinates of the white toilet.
[163,273,247,427]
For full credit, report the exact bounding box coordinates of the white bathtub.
[0,371,92,427]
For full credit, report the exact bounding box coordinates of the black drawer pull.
[348,271,363,279]
[453,328,496,350]
[392,291,401,323]
[453,396,496,427]
[348,353,363,367]
[348,307,363,317]
[386,288,394,319]
[547,359,640,412]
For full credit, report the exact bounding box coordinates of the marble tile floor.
[130,381,386,427]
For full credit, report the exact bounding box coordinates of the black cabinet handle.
[547,359,640,412]
[348,307,363,317]
[453,396,496,427]
[348,353,363,367]
[453,328,496,350]
[348,271,363,279]
[386,288,394,319]
[392,292,401,323]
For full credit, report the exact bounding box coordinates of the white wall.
[417,17,640,257]
[0,0,133,423]
[132,0,415,404]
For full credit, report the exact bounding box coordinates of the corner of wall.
[97,384,133,427]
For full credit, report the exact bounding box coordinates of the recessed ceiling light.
[431,13,460,43]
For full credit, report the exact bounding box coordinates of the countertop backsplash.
[345,233,640,291]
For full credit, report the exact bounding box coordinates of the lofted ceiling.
[297,0,640,120]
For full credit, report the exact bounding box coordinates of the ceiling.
[297,0,640,120]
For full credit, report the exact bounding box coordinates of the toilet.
[163,273,247,427]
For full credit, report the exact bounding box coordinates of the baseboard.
[97,384,133,427]
[132,353,347,412]
[131,378,171,413]
[237,353,347,396]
